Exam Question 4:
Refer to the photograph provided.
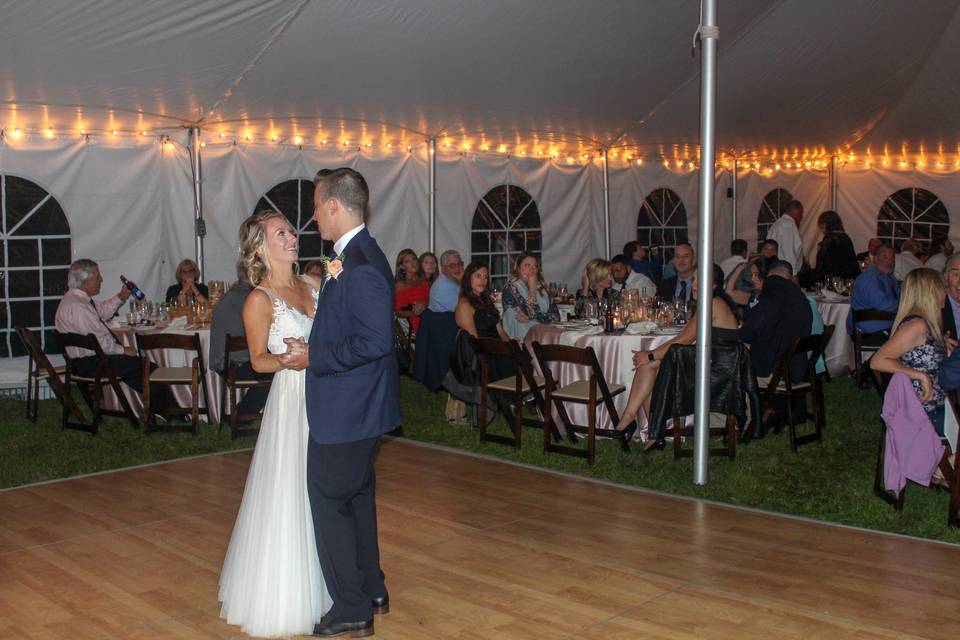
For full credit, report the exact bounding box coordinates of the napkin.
[625,321,658,335]
[819,290,844,301]
[558,325,604,346]
[162,316,189,333]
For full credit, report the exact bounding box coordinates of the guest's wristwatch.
[647,352,656,363]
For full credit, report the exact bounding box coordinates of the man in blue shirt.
[847,244,899,339]
[428,250,464,311]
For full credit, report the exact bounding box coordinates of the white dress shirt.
[612,271,657,297]
[926,252,947,274]
[719,255,747,280]
[766,215,804,274]
[894,251,923,281]
[55,288,125,358]
[333,223,365,255]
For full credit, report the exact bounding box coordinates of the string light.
[12,128,22,139]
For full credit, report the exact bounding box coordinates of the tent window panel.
[472,205,500,230]
[677,228,689,245]
[16,198,69,236]
[9,270,38,298]
[4,176,49,230]
[264,183,303,228]
[42,238,71,265]
[914,223,931,240]
[43,268,68,297]
[9,239,39,265]
[256,179,332,256]
[638,188,688,260]
[10,301,40,328]
[757,188,794,250]
[472,232,490,253]
[525,230,542,252]
[877,221,893,238]
[43,328,60,355]
[470,185,542,283]
[298,233,324,259]
[42,300,57,327]
[876,188,950,255]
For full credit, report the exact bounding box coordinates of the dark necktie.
[90,299,122,345]
[678,279,688,302]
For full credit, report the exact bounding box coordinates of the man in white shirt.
[925,238,954,273]
[765,200,805,274]
[894,239,924,281]
[719,239,748,280]
[609,254,656,297]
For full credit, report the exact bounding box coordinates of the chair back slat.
[853,309,896,324]
[226,335,248,352]
[137,332,200,353]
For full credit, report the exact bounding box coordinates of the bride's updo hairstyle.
[239,209,288,286]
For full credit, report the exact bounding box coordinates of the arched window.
[254,178,333,270]
[637,188,688,262]
[757,187,794,249]
[1,175,72,356]
[876,188,949,252]
[471,185,541,291]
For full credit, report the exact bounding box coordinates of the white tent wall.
[198,144,430,283]
[434,154,603,290]
[0,132,194,300]
[839,166,960,253]
[732,168,831,259]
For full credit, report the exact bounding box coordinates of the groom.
[280,167,400,637]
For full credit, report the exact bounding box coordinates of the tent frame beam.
[189,126,205,278]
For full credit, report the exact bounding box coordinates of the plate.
[653,326,683,335]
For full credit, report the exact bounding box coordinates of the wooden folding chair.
[756,325,834,452]
[531,341,630,464]
[468,336,562,449]
[852,309,895,386]
[136,332,209,435]
[15,325,83,423]
[220,334,271,438]
[54,330,139,434]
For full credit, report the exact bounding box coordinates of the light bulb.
[321,139,327,145]
[219,132,225,138]
[140,130,147,136]
[200,141,206,148]
[111,130,117,136]
[294,136,303,145]
[12,128,22,139]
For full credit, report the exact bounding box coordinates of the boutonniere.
[321,253,346,280]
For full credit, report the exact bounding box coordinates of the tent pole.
[731,158,738,243]
[830,155,839,211]
[428,138,436,254]
[693,0,718,486]
[602,147,611,258]
[189,127,205,278]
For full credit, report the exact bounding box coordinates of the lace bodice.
[257,278,319,355]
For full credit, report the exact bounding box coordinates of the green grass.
[3,377,959,545]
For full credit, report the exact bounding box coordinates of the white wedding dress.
[219,282,332,638]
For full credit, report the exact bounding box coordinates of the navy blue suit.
[305,226,399,623]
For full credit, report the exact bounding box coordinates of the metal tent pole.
[732,158,738,242]
[428,138,437,253]
[693,0,719,485]
[602,147,611,258]
[831,155,839,211]
[189,127,205,278]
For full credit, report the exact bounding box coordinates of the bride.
[218,210,332,637]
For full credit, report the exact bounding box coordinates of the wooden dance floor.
[2,438,960,639]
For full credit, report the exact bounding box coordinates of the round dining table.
[813,296,854,376]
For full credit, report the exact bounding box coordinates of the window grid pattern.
[470,185,542,291]
[255,179,333,271]
[636,188,688,263]
[1,175,72,357]
[756,187,794,250]
[876,187,950,253]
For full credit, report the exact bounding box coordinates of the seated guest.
[856,237,883,265]
[760,238,779,259]
[623,241,662,281]
[210,261,272,415]
[501,253,559,341]
[720,239,748,280]
[847,244,900,342]
[574,258,614,317]
[55,259,169,407]
[428,250,464,312]
[943,253,960,339]
[813,210,859,279]
[925,238,954,273]
[166,258,209,304]
[740,260,813,381]
[614,265,741,448]
[394,248,430,334]
[419,251,439,285]
[302,260,325,278]
[656,243,695,303]
[894,239,924,281]
[871,269,946,434]
[609,254,656,298]
[725,256,770,310]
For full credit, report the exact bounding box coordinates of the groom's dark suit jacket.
[306,227,401,444]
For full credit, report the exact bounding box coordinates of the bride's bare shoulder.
[243,288,274,318]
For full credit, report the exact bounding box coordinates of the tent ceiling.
[1,0,958,159]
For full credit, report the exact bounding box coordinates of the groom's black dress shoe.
[372,593,389,615]
[312,618,374,638]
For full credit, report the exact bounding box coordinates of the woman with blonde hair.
[574,258,613,317]
[218,209,332,636]
[165,258,209,304]
[871,267,948,433]
[501,252,559,340]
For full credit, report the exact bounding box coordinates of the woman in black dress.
[456,262,508,341]
[814,210,859,279]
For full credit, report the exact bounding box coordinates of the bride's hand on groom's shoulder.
[277,337,310,370]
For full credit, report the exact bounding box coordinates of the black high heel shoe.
[642,438,665,453]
